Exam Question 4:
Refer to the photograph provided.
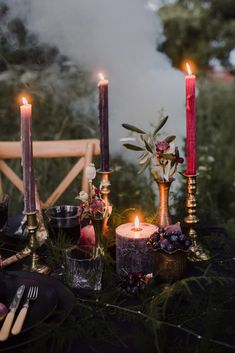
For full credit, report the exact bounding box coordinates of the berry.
[130,286,139,295]
[179,234,187,242]
[167,243,175,252]
[170,235,178,242]
[160,238,169,250]
[158,227,165,233]
[135,272,144,281]
[185,239,192,248]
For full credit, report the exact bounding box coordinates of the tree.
[158,0,235,72]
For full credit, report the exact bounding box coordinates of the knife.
[0,285,25,342]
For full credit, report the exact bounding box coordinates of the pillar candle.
[98,73,109,171]
[185,63,197,175]
[116,217,157,276]
[20,97,36,213]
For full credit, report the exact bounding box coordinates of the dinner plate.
[0,271,75,352]
[0,275,58,334]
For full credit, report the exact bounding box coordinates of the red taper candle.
[98,73,109,172]
[185,63,196,175]
[20,97,36,213]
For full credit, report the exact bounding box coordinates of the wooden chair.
[0,139,100,208]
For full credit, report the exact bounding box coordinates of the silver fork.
[11,286,39,335]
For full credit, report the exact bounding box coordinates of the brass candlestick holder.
[184,175,209,261]
[98,169,112,236]
[26,212,50,274]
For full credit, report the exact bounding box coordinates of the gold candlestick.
[184,175,209,261]
[26,212,50,273]
[98,170,112,236]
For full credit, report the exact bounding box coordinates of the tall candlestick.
[98,73,109,171]
[185,63,196,175]
[20,97,36,214]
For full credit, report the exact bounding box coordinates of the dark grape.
[179,234,187,242]
[158,227,165,233]
[185,239,192,248]
[170,235,178,242]
[167,243,175,252]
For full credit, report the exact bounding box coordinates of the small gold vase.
[155,180,173,228]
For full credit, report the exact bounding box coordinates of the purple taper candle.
[20,97,36,213]
[98,73,109,171]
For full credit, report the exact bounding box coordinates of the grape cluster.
[119,272,150,296]
[147,227,192,253]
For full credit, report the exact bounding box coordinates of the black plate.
[0,271,75,352]
[0,276,58,334]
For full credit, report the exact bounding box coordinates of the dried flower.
[77,191,89,202]
[76,164,111,220]
[122,116,184,182]
[156,140,170,153]
[86,163,96,181]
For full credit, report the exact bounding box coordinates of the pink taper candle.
[20,97,36,213]
[185,63,196,175]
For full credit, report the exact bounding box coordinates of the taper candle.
[185,63,196,175]
[116,216,157,276]
[98,73,109,171]
[20,97,36,213]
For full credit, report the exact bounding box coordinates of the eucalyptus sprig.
[122,116,184,182]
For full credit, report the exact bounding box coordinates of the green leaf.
[138,160,150,174]
[165,135,176,143]
[158,153,176,160]
[144,139,153,153]
[151,170,160,181]
[122,123,146,134]
[137,152,148,160]
[123,143,145,151]
[175,146,179,159]
[153,116,168,136]
[170,159,176,168]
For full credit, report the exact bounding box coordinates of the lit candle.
[20,97,36,213]
[97,73,109,171]
[116,216,157,275]
[185,63,196,175]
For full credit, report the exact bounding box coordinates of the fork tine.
[33,287,37,299]
[35,287,39,299]
[27,286,33,298]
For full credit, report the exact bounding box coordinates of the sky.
[8,0,186,156]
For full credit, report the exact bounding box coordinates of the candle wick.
[131,227,143,232]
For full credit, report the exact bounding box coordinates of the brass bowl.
[153,249,188,283]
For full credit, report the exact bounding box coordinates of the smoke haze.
[8,0,185,155]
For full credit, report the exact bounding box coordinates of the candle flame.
[22,97,28,105]
[134,216,140,230]
[186,62,193,76]
[99,72,105,81]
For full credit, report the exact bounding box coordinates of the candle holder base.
[184,175,210,262]
[26,212,50,274]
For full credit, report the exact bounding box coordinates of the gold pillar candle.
[116,217,157,276]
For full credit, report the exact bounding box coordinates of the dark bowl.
[45,205,82,244]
